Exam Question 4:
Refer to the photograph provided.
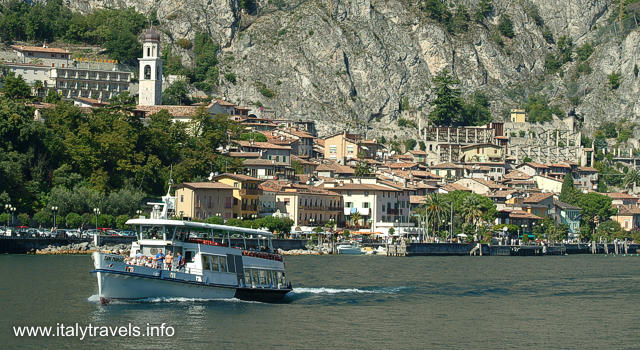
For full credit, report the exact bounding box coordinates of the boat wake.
[292,286,406,295]
[87,295,261,304]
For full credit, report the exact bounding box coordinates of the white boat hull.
[96,270,236,300]
[337,247,363,255]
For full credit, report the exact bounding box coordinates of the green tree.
[65,212,82,228]
[205,216,224,225]
[623,168,640,189]
[17,213,30,226]
[577,192,616,232]
[350,211,362,227]
[559,173,580,204]
[162,80,192,105]
[608,72,622,90]
[474,0,493,22]
[238,132,268,142]
[1,72,31,99]
[404,138,417,151]
[498,14,514,38]
[453,5,470,32]
[429,69,463,126]
[576,42,594,61]
[354,160,372,177]
[115,214,131,229]
[45,89,62,103]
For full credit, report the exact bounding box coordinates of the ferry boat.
[91,191,292,303]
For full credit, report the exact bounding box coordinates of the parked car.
[66,229,81,238]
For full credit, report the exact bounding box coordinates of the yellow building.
[174,182,235,220]
[510,108,526,123]
[459,143,504,163]
[275,187,343,227]
[323,131,360,164]
[212,173,263,218]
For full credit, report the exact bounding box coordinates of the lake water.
[1,254,639,349]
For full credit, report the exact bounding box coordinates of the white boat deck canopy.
[125,218,274,237]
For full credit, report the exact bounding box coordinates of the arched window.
[147,47,150,57]
[144,65,151,80]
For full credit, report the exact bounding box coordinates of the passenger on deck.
[176,252,185,271]
[164,251,173,270]
[154,249,165,269]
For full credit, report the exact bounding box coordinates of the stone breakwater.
[32,242,131,255]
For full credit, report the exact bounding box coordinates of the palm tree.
[424,193,447,234]
[350,211,362,228]
[33,80,43,97]
[624,169,640,189]
[462,196,483,226]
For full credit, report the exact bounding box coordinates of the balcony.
[386,208,399,215]
[239,189,261,196]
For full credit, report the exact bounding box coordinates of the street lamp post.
[93,208,100,230]
[51,206,58,230]
[521,224,527,244]
[4,204,11,228]
[10,206,16,227]
[136,209,143,218]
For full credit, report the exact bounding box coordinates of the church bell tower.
[138,28,163,106]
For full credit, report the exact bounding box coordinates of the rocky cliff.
[63,0,639,138]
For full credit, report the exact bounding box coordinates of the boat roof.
[125,218,274,237]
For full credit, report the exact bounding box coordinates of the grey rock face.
[63,0,637,137]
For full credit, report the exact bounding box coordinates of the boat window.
[252,269,259,285]
[276,271,283,286]
[175,227,189,241]
[140,225,164,240]
[259,270,267,285]
[202,254,211,271]
[244,269,251,285]
[267,270,273,287]
[219,256,227,272]
[211,255,219,271]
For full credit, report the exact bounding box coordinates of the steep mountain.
[62,0,639,137]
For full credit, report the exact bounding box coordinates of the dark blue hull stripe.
[90,269,292,294]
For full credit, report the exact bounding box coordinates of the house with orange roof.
[533,174,563,193]
[454,178,505,195]
[234,140,292,165]
[604,192,639,207]
[275,185,344,228]
[573,166,598,191]
[517,162,550,177]
[429,163,464,180]
[322,178,412,234]
[612,205,640,231]
[212,173,263,218]
[174,182,234,221]
[522,192,555,219]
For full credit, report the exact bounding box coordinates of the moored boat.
[336,242,363,255]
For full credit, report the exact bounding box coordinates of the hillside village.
[2,29,640,243]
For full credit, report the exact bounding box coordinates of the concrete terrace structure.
[3,45,131,100]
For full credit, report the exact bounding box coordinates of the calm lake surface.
[1,254,639,349]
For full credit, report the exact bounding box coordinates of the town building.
[275,186,343,228]
[510,108,526,123]
[3,45,131,100]
[174,182,234,220]
[612,205,640,231]
[212,173,263,219]
[322,178,412,234]
[552,200,581,238]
